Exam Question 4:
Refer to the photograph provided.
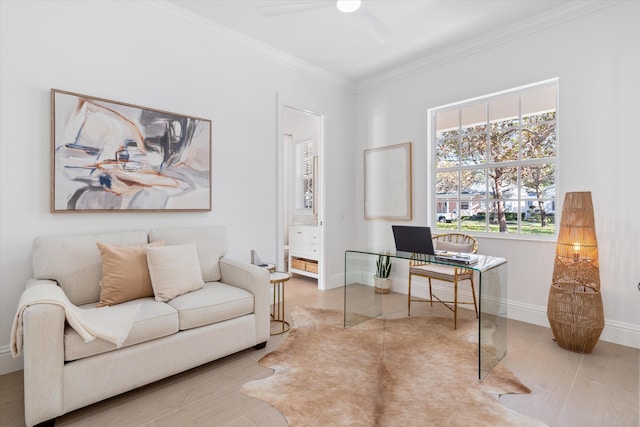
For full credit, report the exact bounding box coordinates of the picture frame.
[364,142,412,220]
[51,89,212,212]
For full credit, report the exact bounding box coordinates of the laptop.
[392,225,435,255]
[393,225,479,265]
[433,251,479,265]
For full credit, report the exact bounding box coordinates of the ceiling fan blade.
[356,8,391,45]
[258,1,333,17]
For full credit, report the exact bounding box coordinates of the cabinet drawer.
[306,243,319,260]
[289,228,305,247]
[304,228,318,243]
[289,226,318,260]
[290,227,317,243]
[290,242,318,260]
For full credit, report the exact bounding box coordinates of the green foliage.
[375,254,392,278]
[436,218,555,235]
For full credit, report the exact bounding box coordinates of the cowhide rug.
[242,307,546,427]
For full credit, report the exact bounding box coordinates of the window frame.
[429,78,559,240]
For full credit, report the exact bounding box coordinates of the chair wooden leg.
[453,279,458,330]
[428,278,433,306]
[407,273,412,316]
[470,277,478,318]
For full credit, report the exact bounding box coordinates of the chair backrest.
[432,233,478,254]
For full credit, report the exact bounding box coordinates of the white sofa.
[17,226,270,427]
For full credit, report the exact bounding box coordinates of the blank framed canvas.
[364,142,412,220]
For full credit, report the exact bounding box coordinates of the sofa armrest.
[219,257,270,343]
[20,280,66,426]
[26,278,57,289]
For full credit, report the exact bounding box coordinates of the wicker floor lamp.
[547,191,604,353]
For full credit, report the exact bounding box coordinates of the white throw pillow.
[144,242,205,302]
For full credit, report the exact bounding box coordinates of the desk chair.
[408,233,478,329]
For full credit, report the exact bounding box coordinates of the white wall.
[0,0,356,373]
[354,2,640,348]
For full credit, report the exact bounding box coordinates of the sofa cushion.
[144,243,205,302]
[32,231,149,305]
[167,282,254,330]
[64,298,179,362]
[148,227,227,282]
[96,241,164,307]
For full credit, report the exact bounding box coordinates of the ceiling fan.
[257,0,390,44]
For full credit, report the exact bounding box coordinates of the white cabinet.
[289,225,319,279]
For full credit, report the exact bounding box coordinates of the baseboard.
[324,272,344,291]
[0,344,23,375]
[599,318,640,349]
[396,279,640,350]
[501,299,640,349]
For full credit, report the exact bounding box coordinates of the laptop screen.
[392,225,435,255]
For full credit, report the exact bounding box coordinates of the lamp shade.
[555,191,599,264]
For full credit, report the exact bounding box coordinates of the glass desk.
[344,248,507,380]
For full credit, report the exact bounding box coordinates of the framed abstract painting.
[51,89,212,212]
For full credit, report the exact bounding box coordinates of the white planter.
[374,276,391,294]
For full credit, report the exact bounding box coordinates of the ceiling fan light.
[336,0,361,13]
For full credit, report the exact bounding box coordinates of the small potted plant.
[374,254,392,294]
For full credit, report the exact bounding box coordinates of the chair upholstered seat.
[409,264,474,282]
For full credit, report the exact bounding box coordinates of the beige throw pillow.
[96,241,164,307]
[144,242,205,302]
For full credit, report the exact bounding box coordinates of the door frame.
[276,94,326,290]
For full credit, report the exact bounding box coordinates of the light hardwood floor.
[1,276,638,426]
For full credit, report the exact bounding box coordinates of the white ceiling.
[166,0,605,83]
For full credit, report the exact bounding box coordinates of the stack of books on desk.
[434,251,479,265]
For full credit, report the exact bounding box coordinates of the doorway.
[277,102,325,290]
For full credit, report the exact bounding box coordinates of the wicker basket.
[291,258,306,271]
[306,261,318,274]
[547,283,604,353]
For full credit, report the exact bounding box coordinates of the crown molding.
[355,1,624,93]
[125,0,355,92]
[125,1,621,95]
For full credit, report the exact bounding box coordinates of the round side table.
[257,263,276,272]
[269,271,291,335]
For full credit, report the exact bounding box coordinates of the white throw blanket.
[11,283,140,357]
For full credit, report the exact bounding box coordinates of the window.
[295,140,314,211]
[431,79,557,236]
